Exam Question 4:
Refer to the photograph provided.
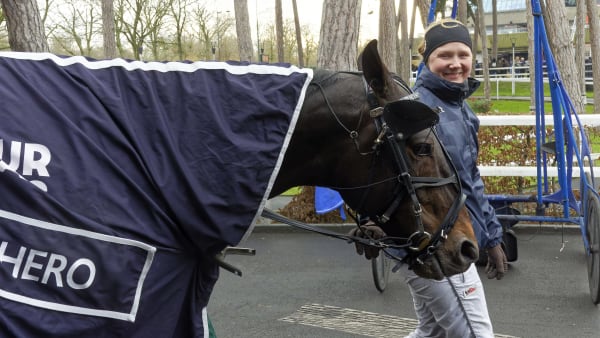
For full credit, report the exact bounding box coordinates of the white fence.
[478,114,600,177]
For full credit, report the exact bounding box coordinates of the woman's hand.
[486,244,508,279]
[347,223,386,260]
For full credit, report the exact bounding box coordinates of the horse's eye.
[412,143,432,156]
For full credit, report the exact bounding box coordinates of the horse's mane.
[312,68,361,80]
[308,69,362,95]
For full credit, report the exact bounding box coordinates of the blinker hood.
[383,100,440,137]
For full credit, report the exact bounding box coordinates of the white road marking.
[280,303,520,338]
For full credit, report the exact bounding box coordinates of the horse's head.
[345,40,477,279]
[272,40,477,280]
[347,40,478,279]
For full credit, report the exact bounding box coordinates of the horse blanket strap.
[0,53,312,337]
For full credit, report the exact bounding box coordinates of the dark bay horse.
[0,40,474,337]
[270,40,477,280]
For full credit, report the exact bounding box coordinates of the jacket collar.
[414,66,480,103]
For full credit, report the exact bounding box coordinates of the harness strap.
[378,184,407,224]
[262,208,393,249]
[412,175,458,189]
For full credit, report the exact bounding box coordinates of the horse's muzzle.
[412,238,479,280]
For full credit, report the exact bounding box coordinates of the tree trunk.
[415,0,429,28]
[476,0,490,100]
[526,0,536,108]
[586,0,600,114]
[576,0,586,95]
[396,0,411,81]
[102,0,117,59]
[543,1,585,115]
[456,0,470,74]
[317,0,361,70]
[291,0,304,67]
[1,0,49,52]
[492,0,498,63]
[457,0,467,24]
[275,0,284,63]
[234,0,254,62]
[472,13,480,76]
[378,0,396,73]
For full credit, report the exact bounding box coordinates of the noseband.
[353,76,467,267]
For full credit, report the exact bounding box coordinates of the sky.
[212,0,424,45]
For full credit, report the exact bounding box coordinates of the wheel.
[371,251,391,292]
[584,191,600,304]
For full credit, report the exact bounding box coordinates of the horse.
[0,40,475,337]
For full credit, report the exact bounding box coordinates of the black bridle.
[356,75,467,266]
[262,72,467,269]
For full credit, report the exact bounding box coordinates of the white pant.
[398,263,494,338]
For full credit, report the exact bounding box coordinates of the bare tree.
[457,0,467,23]
[113,0,126,56]
[234,0,253,62]
[378,0,396,73]
[526,0,535,106]
[50,0,100,56]
[396,0,411,81]
[190,5,234,61]
[456,0,471,72]
[301,26,318,67]
[586,0,600,114]
[39,0,55,36]
[491,0,498,63]
[476,0,490,100]
[261,19,304,65]
[408,0,417,55]
[1,0,49,52]
[291,0,304,67]
[169,0,192,60]
[113,0,174,60]
[415,0,429,29]
[275,0,284,62]
[576,0,586,95]
[317,0,361,70]
[472,11,480,74]
[102,0,117,58]
[543,0,585,115]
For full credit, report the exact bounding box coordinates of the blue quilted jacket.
[413,67,503,249]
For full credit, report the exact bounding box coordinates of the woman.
[406,18,508,338]
[351,18,508,338]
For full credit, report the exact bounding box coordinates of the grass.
[484,100,595,114]
[471,80,595,113]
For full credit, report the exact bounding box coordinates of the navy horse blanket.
[0,53,312,337]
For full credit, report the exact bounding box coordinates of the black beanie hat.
[422,20,472,63]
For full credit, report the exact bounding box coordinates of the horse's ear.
[361,39,391,96]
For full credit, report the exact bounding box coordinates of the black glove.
[347,223,386,260]
[486,244,508,280]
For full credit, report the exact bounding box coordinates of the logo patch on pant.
[463,286,477,297]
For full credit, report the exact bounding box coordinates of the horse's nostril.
[460,239,479,262]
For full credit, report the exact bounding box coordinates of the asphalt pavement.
[209,224,600,338]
